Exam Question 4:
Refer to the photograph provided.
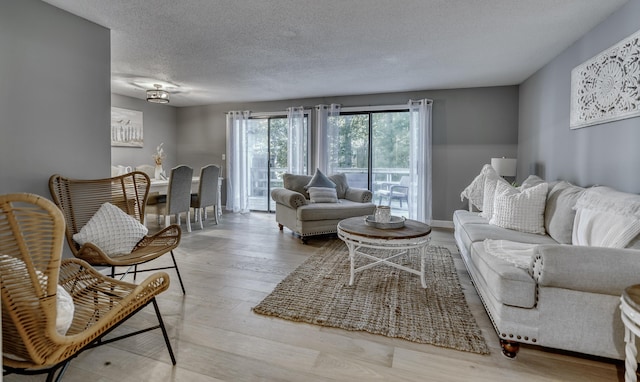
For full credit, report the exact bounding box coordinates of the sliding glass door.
[329,110,410,216]
[247,115,308,212]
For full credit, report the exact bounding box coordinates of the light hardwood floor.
[5,212,627,381]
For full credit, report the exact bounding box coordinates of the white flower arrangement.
[152,143,166,165]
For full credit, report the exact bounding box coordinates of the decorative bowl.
[364,215,406,229]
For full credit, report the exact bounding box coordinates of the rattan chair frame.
[0,193,176,381]
[49,171,186,294]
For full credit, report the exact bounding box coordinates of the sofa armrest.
[532,244,640,295]
[270,188,307,209]
[344,187,373,203]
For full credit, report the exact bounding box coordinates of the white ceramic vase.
[155,164,164,180]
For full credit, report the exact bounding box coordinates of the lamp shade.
[491,157,517,177]
[146,84,170,104]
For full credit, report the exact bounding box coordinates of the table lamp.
[491,157,517,179]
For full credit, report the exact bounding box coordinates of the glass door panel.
[329,113,369,189]
[247,115,308,212]
[372,111,410,217]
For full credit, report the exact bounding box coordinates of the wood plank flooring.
[5,212,627,381]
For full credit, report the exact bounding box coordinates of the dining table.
[149,176,223,218]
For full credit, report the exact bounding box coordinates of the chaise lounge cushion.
[297,199,374,221]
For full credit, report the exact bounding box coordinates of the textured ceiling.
[43,0,629,107]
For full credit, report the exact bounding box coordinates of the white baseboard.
[431,219,453,229]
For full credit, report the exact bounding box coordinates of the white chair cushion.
[489,181,548,234]
[73,202,148,257]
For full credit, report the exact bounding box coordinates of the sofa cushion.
[458,217,557,246]
[470,241,537,308]
[329,173,349,199]
[544,181,585,244]
[489,182,548,234]
[297,199,373,221]
[305,168,336,190]
[453,210,489,227]
[283,173,313,198]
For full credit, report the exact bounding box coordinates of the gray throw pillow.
[544,181,585,244]
[305,169,336,190]
[328,173,349,199]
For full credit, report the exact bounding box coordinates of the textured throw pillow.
[308,187,339,203]
[73,202,148,257]
[460,164,491,211]
[489,181,548,234]
[479,165,510,219]
[305,168,336,190]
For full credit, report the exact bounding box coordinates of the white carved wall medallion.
[570,29,640,129]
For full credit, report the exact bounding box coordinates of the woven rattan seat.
[48,171,186,294]
[0,193,176,381]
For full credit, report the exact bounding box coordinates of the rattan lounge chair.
[0,193,176,381]
[49,171,186,294]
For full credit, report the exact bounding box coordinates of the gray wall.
[177,86,519,221]
[111,94,178,171]
[519,0,640,193]
[0,0,110,198]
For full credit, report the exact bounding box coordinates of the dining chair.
[191,164,220,229]
[0,193,176,381]
[148,165,194,233]
[49,171,186,294]
[377,175,410,208]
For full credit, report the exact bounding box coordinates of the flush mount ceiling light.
[146,84,169,104]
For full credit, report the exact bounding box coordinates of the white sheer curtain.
[226,110,251,214]
[287,106,306,175]
[408,99,433,223]
[315,103,341,174]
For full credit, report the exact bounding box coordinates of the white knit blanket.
[483,239,537,270]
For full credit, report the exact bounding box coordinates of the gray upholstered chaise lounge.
[271,173,376,243]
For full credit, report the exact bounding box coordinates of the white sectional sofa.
[455,166,640,359]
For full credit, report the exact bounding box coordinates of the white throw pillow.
[0,254,74,335]
[460,164,491,211]
[489,181,548,234]
[56,285,74,335]
[479,165,510,219]
[73,202,148,257]
[572,187,640,248]
[308,187,339,203]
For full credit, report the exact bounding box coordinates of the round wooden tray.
[364,215,406,229]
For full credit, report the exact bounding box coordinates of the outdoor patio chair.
[0,193,176,381]
[49,171,186,294]
[377,175,410,208]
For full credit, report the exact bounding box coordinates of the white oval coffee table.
[337,216,432,288]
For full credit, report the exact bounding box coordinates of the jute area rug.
[252,239,489,354]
